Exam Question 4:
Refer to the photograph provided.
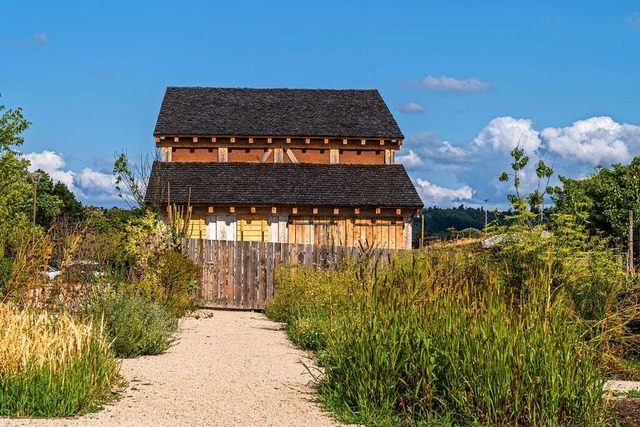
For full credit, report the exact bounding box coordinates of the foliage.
[413,205,505,240]
[285,308,329,351]
[553,157,640,247]
[0,94,31,151]
[90,290,177,358]
[275,249,610,426]
[113,150,160,209]
[0,304,120,417]
[265,264,360,323]
[153,250,201,317]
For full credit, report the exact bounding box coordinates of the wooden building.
[145,87,423,249]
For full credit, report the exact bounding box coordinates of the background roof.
[145,162,422,208]
[154,87,404,139]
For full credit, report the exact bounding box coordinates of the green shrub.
[0,305,120,417]
[91,291,177,358]
[154,250,201,317]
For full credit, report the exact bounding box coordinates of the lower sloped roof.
[145,162,423,208]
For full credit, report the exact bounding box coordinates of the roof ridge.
[165,86,379,92]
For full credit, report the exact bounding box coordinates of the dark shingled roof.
[145,162,422,208]
[154,87,404,139]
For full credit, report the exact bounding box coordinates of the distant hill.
[412,205,510,242]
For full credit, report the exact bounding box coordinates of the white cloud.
[541,117,640,165]
[75,168,117,194]
[24,150,75,189]
[396,150,424,169]
[32,33,48,45]
[420,76,490,93]
[473,117,541,153]
[398,102,427,114]
[23,150,120,205]
[416,179,474,205]
[627,13,640,34]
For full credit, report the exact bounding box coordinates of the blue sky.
[2,0,640,208]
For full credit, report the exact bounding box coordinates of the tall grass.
[0,304,120,417]
[269,248,612,426]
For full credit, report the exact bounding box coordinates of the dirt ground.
[2,311,340,427]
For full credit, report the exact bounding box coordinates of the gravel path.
[3,311,340,427]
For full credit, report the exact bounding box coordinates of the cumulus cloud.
[398,102,427,114]
[396,150,424,169]
[416,179,474,205]
[404,115,640,208]
[24,151,75,189]
[420,76,490,93]
[473,117,541,153]
[23,150,119,204]
[627,13,640,34]
[75,168,117,194]
[542,117,640,165]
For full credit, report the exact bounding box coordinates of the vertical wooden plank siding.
[184,239,407,310]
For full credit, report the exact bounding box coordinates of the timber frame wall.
[156,135,402,165]
[178,205,415,250]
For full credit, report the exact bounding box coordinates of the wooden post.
[629,210,635,275]
[421,211,425,249]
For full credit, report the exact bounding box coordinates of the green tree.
[553,157,640,246]
[0,95,32,258]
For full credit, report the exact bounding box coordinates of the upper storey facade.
[153,87,404,165]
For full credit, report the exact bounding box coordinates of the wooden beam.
[218,147,228,162]
[274,148,284,163]
[385,149,392,165]
[260,149,273,163]
[285,149,298,163]
[329,149,339,164]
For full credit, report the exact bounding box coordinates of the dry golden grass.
[0,304,96,375]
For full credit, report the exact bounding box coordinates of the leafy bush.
[91,291,177,358]
[0,304,120,417]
